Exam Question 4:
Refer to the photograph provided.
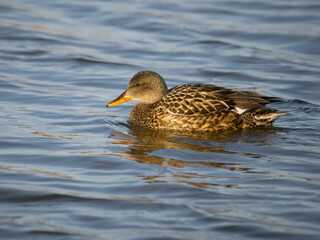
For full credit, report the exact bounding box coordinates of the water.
[1,0,320,239]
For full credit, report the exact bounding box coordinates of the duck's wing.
[161,84,271,116]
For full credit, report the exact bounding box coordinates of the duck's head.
[107,71,168,107]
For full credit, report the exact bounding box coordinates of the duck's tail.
[241,108,290,128]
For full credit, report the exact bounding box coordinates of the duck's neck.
[129,101,161,126]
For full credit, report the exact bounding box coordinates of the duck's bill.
[106,91,133,107]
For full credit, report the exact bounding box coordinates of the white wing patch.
[234,106,247,115]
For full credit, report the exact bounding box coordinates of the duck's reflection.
[108,125,278,188]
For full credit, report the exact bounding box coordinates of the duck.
[107,71,288,131]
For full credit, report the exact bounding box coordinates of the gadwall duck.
[107,71,288,131]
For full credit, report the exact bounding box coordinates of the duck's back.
[130,83,287,131]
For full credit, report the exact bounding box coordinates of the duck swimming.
[107,71,288,131]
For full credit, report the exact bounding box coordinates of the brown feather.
[108,71,289,131]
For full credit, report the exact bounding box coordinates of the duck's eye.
[134,83,142,87]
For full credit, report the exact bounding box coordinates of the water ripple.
[1,0,320,240]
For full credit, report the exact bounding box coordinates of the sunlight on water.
[1,0,320,239]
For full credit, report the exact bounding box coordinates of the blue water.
[1,0,320,239]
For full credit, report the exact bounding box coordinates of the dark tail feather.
[262,96,284,103]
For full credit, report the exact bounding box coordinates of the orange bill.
[106,91,133,107]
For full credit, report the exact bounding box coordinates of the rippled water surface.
[1,0,320,239]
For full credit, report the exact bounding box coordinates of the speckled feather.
[129,83,287,131]
[107,71,288,131]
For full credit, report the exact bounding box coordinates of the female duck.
[107,71,288,131]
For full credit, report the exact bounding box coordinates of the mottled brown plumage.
[107,71,288,131]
